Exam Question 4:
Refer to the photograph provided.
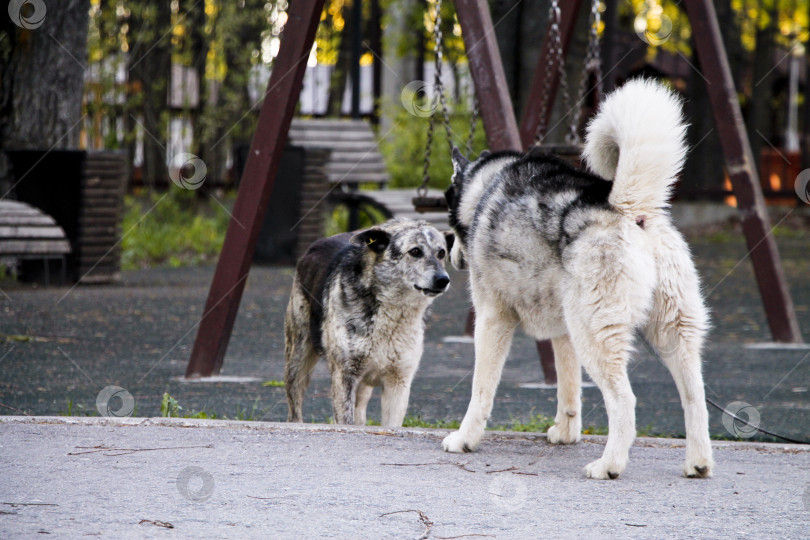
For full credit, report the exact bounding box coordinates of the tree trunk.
[127,2,171,190]
[0,0,90,189]
[802,2,810,172]
[327,2,354,117]
[369,0,383,125]
[188,0,209,161]
[746,2,778,173]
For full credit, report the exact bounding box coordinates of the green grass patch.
[121,190,232,270]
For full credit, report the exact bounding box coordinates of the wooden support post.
[454,0,521,151]
[519,0,583,147]
[185,0,328,377]
[455,0,558,383]
[684,0,802,342]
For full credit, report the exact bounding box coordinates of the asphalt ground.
[0,233,808,442]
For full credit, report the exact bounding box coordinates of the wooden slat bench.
[288,119,450,230]
[0,200,71,285]
[289,119,390,188]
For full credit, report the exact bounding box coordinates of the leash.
[636,333,809,445]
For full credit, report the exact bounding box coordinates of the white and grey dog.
[284,218,453,427]
[442,79,714,479]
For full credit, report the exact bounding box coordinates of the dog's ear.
[444,184,457,207]
[444,232,455,253]
[451,147,469,178]
[350,227,390,254]
[478,149,491,159]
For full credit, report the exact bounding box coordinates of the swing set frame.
[185,0,802,379]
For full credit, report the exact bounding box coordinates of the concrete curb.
[3,415,807,454]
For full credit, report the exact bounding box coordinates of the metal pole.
[185,0,328,378]
[683,0,802,342]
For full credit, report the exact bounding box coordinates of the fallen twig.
[485,466,518,474]
[2,502,58,507]
[138,519,174,529]
[382,461,477,473]
[434,535,496,539]
[69,444,213,456]
[380,509,433,540]
[0,402,31,416]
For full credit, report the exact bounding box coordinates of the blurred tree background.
[0,0,807,267]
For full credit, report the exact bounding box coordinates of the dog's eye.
[408,247,423,258]
[437,249,446,259]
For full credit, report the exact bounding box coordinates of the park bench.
[287,119,449,230]
[0,200,71,285]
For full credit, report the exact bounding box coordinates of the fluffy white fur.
[583,78,689,217]
[442,80,714,480]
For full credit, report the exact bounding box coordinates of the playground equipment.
[186,0,802,379]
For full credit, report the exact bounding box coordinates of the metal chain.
[465,96,479,157]
[433,13,454,149]
[567,0,602,145]
[533,0,570,147]
[419,0,453,198]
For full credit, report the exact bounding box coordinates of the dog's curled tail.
[582,78,688,216]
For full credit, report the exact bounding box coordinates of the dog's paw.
[584,458,625,480]
[442,430,477,453]
[547,422,581,445]
[683,458,714,478]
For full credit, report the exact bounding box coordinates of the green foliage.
[121,190,231,269]
[160,393,182,417]
[234,397,265,421]
[262,380,286,387]
[60,397,96,417]
[324,200,391,237]
[365,415,462,429]
[160,393,270,420]
[378,100,487,190]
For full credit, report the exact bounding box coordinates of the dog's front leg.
[443,302,518,453]
[354,383,374,426]
[380,382,411,427]
[330,366,359,425]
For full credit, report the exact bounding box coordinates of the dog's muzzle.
[415,274,450,297]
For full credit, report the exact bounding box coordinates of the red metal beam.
[519,0,583,148]
[683,0,802,342]
[186,0,328,377]
[454,0,521,151]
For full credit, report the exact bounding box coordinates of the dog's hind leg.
[644,228,713,478]
[284,293,319,423]
[567,320,637,480]
[354,382,374,426]
[644,308,713,477]
[547,335,582,445]
[443,298,518,453]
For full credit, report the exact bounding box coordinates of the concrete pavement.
[1,416,809,538]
